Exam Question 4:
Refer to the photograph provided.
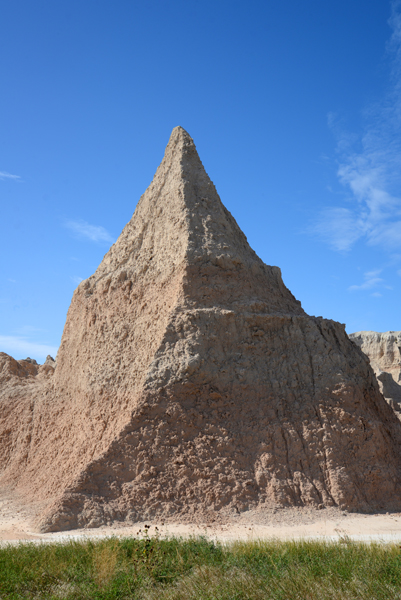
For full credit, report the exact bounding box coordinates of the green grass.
[1,531,401,599]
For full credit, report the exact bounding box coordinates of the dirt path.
[2,491,401,545]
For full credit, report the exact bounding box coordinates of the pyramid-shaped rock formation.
[2,127,401,532]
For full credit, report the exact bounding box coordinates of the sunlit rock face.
[350,331,401,418]
[2,127,401,533]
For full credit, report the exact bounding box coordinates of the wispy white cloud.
[313,207,364,251]
[15,325,44,335]
[65,220,114,244]
[313,2,401,253]
[348,269,384,292]
[0,335,58,362]
[70,276,83,285]
[0,171,20,180]
[371,292,383,297]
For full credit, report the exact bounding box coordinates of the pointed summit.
[2,128,401,532]
[161,125,208,179]
[92,124,302,314]
[164,125,199,158]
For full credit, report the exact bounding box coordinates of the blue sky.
[1,0,401,362]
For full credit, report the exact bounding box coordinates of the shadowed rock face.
[2,127,401,532]
[350,331,401,418]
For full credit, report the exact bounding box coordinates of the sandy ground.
[2,490,401,545]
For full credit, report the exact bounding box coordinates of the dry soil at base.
[2,490,401,545]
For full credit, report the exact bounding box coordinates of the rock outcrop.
[2,127,401,532]
[350,331,401,418]
[44,355,56,368]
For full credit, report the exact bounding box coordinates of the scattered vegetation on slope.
[1,531,401,599]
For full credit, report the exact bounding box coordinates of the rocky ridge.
[2,127,401,532]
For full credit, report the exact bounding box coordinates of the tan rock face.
[2,127,401,532]
[0,353,55,485]
[349,331,401,417]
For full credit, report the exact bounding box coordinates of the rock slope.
[2,127,401,532]
[350,331,401,418]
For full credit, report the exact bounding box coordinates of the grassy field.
[1,530,401,599]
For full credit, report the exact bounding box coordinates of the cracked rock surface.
[2,127,401,532]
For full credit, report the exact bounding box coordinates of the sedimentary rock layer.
[350,331,401,418]
[2,127,401,532]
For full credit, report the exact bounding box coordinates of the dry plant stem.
[1,537,401,600]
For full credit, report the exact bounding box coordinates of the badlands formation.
[350,332,401,419]
[2,127,401,533]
